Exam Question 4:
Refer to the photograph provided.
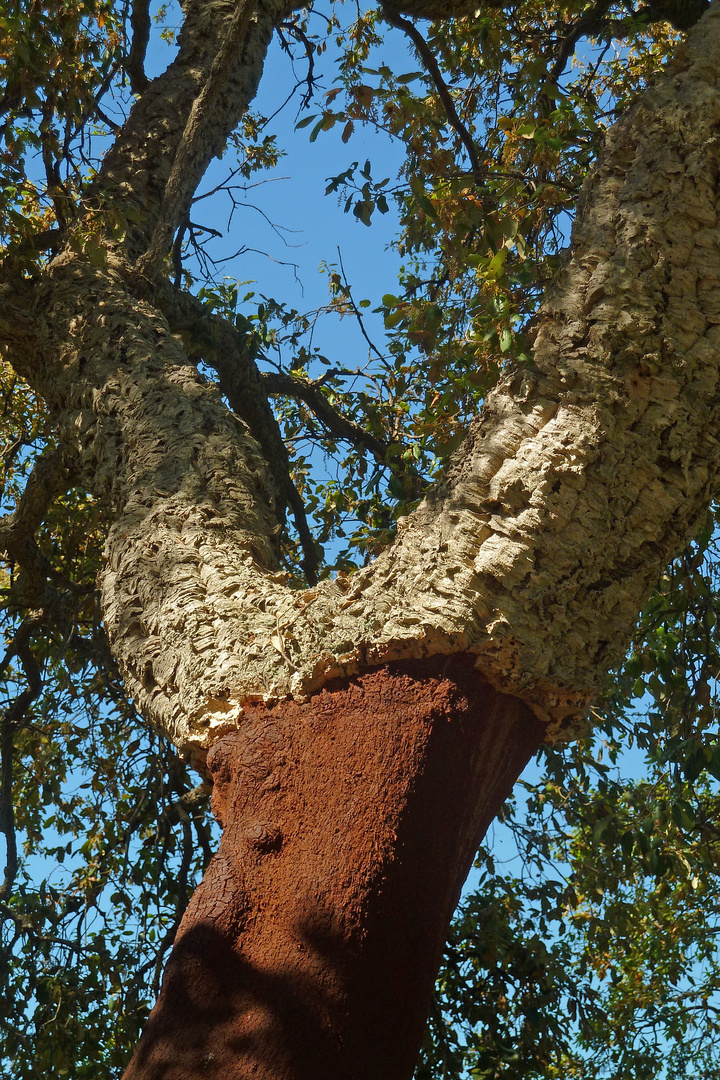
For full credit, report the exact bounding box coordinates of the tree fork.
[1,3,720,1076]
[122,657,543,1080]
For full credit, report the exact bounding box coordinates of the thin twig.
[336,249,388,366]
[279,21,318,111]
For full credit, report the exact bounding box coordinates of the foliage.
[0,0,718,1077]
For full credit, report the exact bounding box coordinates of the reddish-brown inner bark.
[123,656,544,1080]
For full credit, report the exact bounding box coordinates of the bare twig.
[65,59,121,162]
[335,249,388,367]
[277,20,318,111]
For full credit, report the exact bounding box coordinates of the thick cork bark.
[0,0,716,772]
[122,658,543,1080]
[2,7,720,765]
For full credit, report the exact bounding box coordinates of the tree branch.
[381,0,708,29]
[547,0,614,87]
[156,284,321,582]
[0,723,18,903]
[637,0,710,30]
[382,0,509,19]
[261,370,390,465]
[0,446,74,603]
[121,2,720,755]
[21,228,62,254]
[158,781,212,830]
[0,619,43,902]
[126,0,152,93]
[548,0,709,87]
[86,0,299,262]
[137,0,260,276]
[382,7,485,188]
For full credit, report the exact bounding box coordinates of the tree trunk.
[123,658,542,1080]
[1,3,720,1078]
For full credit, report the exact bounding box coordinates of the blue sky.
[147,4,413,368]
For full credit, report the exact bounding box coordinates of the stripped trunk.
[1,2,720,1078]
[123,661,542,1080]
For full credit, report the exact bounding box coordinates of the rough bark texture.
[122,658,543,1080]
[99,3,720,756]
[1,6,719,764]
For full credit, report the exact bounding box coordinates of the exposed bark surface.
[1,8,719,764]
[123,658,542,1080]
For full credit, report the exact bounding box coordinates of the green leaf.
[83,236,107,268]
[309,117,326,143]
[416,195,437,219]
